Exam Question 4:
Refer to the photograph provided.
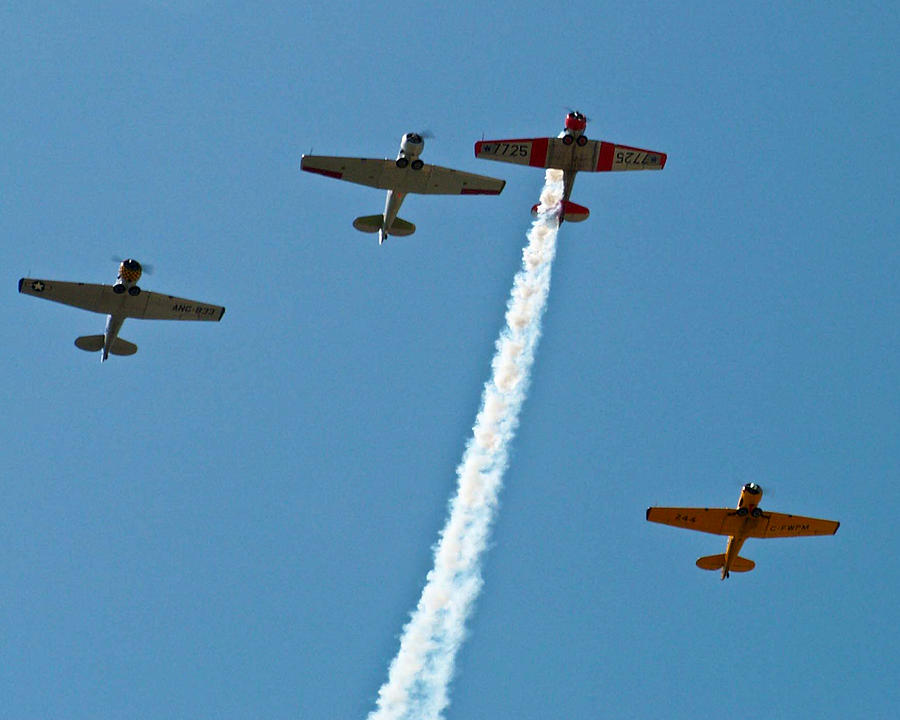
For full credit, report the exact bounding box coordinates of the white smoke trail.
[367,169,565,720]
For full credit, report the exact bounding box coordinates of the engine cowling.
[118,259,143,284]
[398,132,425,160]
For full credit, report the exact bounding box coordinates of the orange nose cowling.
[119,262,142,283]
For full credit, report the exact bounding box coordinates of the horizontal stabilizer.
[110,338,137,356]
[729,556,755,572]
[696,554,726,571]
[560,200,589,222]
[696,554,755,572]
[74,335,104,352]
[530,201,590,223]
[388,217,415,237]
[353,215,383,234]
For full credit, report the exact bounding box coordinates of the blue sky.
[1,1,898,718]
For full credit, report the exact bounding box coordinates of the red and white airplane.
[474,111,666,222]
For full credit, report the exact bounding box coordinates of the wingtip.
[18,278,25,293]
[645,507,652,521]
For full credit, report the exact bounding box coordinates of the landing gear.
[576,135,588,146]
[128,286,141,296]
[396,157,409,168]
[411,159,424,170]
[736,507,749,517]
[751,508,763,518]
[562,134,574,145]
[113,284,126,294]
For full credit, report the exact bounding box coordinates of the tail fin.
[75,335,104,352]
[696,554,755,572]
[530,200,590,223]
[110,338,137,356]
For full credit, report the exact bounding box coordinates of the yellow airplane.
[646,483,839,579]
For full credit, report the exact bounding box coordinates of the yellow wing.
[645,507,745,536]
[646,506,840,539]
[751,512,840,538]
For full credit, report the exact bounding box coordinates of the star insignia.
[31,280,45,292]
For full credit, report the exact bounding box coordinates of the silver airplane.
[19,259,225,362]
[301,133,506,245]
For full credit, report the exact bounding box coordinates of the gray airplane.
[301,132,506,245]
[19,259,225,362]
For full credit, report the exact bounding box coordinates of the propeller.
[564,107,592,122]
[111,256,153,275]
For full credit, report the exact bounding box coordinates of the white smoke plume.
[367,169,565,720]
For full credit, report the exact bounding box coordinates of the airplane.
[474,111,667,223]
[300,132,506,245]
[646,483,839,579]
[19,259,225,362]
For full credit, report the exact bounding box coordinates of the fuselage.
[101,259,143,361]
[558,111,588,202]
[721,482,764,578]
[377,132,425,243]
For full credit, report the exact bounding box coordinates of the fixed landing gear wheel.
[113,284,126,294]
[736,507,749,517]
[396,157,409,168]
[751,508,763,518]
[562,134,574,145]
[128,286,141,296]
[411,159,424,170]
[576,134,588,146]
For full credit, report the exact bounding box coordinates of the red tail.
[530,200,590,223]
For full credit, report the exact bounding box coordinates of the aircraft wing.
[646,507,745,536]
[747,512,840,538]
[132,292,225,321]
[475,137,666,172]
[19,278,225,321]
[20,278,114,314]
[647,506,840,539]
[301,155,505,195]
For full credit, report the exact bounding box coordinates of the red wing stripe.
[528,137,550,167]
[303,166,343,180]
[596,142,615,171]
